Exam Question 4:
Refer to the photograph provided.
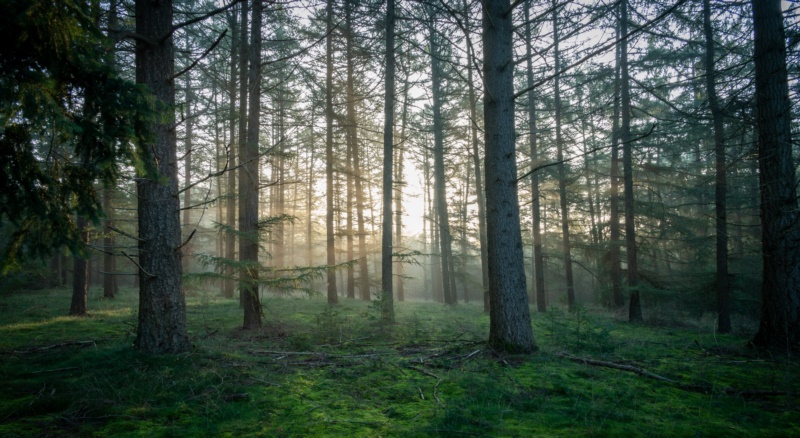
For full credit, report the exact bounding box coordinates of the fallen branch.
[14,340,96,354]
[30,367,79,374]
[557,352,790,398]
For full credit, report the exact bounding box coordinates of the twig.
[30,367,79,374]
[172,29,228,80]
[122,251,154,278]
[14,340,96,354]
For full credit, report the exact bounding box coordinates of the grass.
[0,286,798,437]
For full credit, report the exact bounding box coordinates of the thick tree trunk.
[70,216,89,316]
[524,0,546,313]
[134,0,189,354]
[620,0,641,322]
[483,0,535,353]
[325,0,338,305]
[703,0,731,333]
[751,0,800,350]
[240,0,262,329]
[463,0,489,312]
[380,0,396,321]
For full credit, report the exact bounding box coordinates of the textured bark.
[134,0,189,354]
[223,5,238,299]
[703,0,730,333]
[552,1,576,310]
[751,0,800,350]
[483,0,536,353]
[380,0,395,321]
[428,9,456,305]
[70,216,89,316]
[240,0,262,329]
[620,0,641,322]
[524,0,545,313]
[325,0,338,305]
[463,0,489,312]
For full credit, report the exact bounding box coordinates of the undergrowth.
[0,286,797,437]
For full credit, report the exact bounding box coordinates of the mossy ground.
[0,286,797,437]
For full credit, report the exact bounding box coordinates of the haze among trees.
[0,0,799,434]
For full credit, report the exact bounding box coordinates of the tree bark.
[134,0,189,354]
[463,0,489,312]
[524,0,546,313]
[325,0,339,305]
[381,0,396,321]
[240,0,262,329]
[70,216,89,316]
[751,0,800,350]
[483,0,536,353]
[102,187,117,298]
[345,0,357,300]
[620,0,641,322]
[609,14,623,309]
[552,0,576,310]
[703,0,731,334]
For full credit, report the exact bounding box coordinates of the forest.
[0,0,798,435]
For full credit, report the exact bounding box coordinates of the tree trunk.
[395,75,409,302]
[620,0,641,322]
[380,0,396,321]
[751,0,800,350]
[551,0,576,310]
[240,0,262,329]
[102,187,117,298]
[483,0,536,353]
[70,216,89,316]
[609,15,623,309]
[325,0,339,305]
[182,66,193,273]
[345,0,357,300]
[134,0,189,354]
[702,0,730,333]
[236,0,249,307]
[223,4,239,300]
[463,0,489,312]
[428,9,456,305]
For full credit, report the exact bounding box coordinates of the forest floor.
[0,286,797,437]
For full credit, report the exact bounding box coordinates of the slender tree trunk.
[236,1,249,307]
[620,0,641,322]
[381,0,396,321]
[307,112,315,266]
[325,0,339,305]
[524,0,546,312]
[702,0,731,334]
[609,15,623,309]
[240,0,263,329]
[552,1,576,310]
[182,67,193,273]
[395,77,408,302]
[463,0,489,312]
[428,10,455,305]
[102,187,117,298]
[483,0,535,353]
[70,216,89,316]
[751,0,800,350]
[345,0,357,299]
[134,0,189,353]
[223,5,238,299]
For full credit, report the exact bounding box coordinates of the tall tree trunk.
[381,0,396,321]
[483,0,535,353]
[702,0,731,334]
[428,9,456,305]
[182,67,193,273]
[395,76,409,302]
[751,0,800,350]
[524,0,546,313]
[70,216,89,316]
[609,14,623,309]
[345,0,357,299]
[621,0,641,322]
[325,0,339,305]
[236,1,249,306]
[223,5,239,300]
[463,0,489,312]
[134,0,189,353]
[552,0,576,310]
[240,0,262,329]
